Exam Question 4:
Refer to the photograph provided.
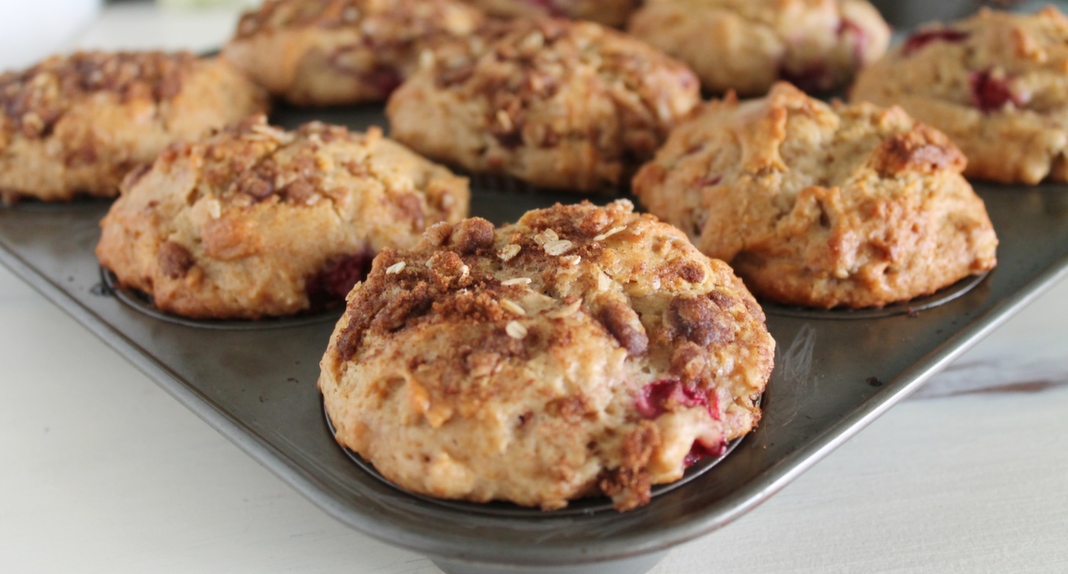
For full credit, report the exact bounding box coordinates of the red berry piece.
[525,0,566,18]
[698,175,722,187]
[306,250,375,309]
[778,63,833,95]
[683,437,729,468]
[682,143,705,156]
[837,18,868,65]
[970,69,1018,113]
[902,29,969,56]
[636,379,711,419]
[364,66,403,96]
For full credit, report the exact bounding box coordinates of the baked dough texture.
[0,51,268,203]
[386,18,701,192]
[853,7,1068,184]
[460,0,639,27]
[319,200,775,511]
[627,0,889,97]
[634,83,999,309]
[223,0,484,106]
[96,115,470,319]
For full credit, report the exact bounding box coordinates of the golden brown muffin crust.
[386,18,700,191]
[0,51,268,203]
[852,7,1068,184]
[0,52,194,140]
[634,83,999,309]
[96,115,470,319]
[627,0,890,96]
[224,0,484,105]
[320,201,775,511]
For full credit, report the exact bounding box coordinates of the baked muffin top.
[627,0,890,96]
[320,200,775,511]
[386,18,700,191]
[96,115,469,319]
[224,0,484,105]
[1,51,198,140]
[0,51,269,202]
[852,6,1068,183]
[634,83,999,308]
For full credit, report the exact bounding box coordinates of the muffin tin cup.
[323,400,752,520]
[101,267,343,330]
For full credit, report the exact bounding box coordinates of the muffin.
[223,0,484,106]
[0,51,268,203]
[319,200,775,511]
[633,83,999,309]
[96,115,470,319]
[627,0,890,96]
[386,18,701,192]
[853,6,1068,184]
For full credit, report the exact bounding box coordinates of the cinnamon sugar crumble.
[0,51,197,139]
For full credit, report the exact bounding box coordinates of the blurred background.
[0,0,250,71]
[1,0,1067,73]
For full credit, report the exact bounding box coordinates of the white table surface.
[2,5,1067,573]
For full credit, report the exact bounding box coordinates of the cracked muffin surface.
[95,115,470,319]
[319,200,775,511]
[0,51,268,203]
[223,0,484,106]
[634,83,999,309]
[627,0,889,97]
[853,7,1068,184]
[386,18,700,192]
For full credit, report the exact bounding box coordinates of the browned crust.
[634,82,999,309]
[320,201,775,511]
[95,115,470,319]
[852,6,1068,184]
[386,18,700,191]
[223,0,484,105]
[627,0,891,97]
[0,52,269,202]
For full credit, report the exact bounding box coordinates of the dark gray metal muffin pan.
[1,103,1067,574]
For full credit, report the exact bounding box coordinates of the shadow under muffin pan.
[2,97,1068,574]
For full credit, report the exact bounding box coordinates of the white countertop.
[1,5,1067,573]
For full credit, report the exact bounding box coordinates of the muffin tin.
[1,101,1067,574]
